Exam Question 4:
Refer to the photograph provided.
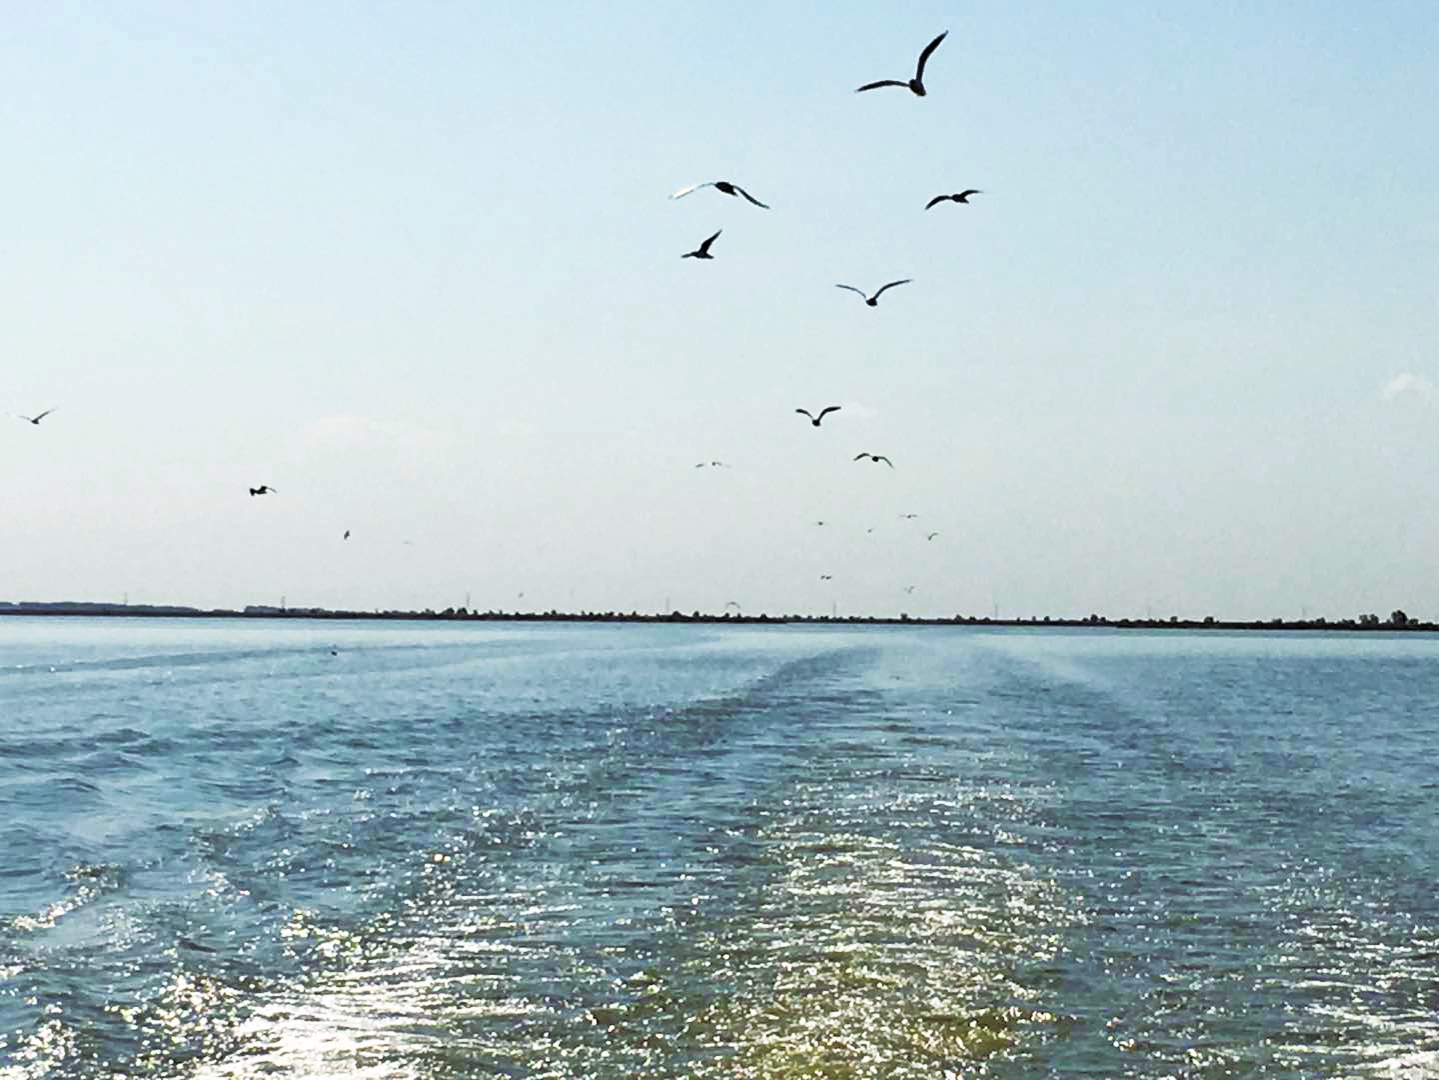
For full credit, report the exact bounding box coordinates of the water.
[2,618,1437,1078]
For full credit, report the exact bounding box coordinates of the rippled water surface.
[2,617,1438,1077]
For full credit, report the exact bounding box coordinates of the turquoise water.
[2,618,1437,1077]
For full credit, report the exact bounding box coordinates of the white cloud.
[1380,374,1434,401]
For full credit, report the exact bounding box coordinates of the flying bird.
[899,513,918,520]
[835,280,911,306]
[904,585,916,595]
[694,460,730,468]
[926,189,981,209]
[854,453,894,468]
[926,531,940,541]
[819,574,833,581]
[670,181,769,209]
[248,485,277,496]
[18,409,54,425]
[796,406,841,427]
[343,530,351,540]
[683,229,722,259]
[856,31,947,96]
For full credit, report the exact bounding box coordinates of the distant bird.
[725,600,742,611]
[926,531,940,541]
[694,460,730,468]
[796,406,841,427]
[835,280,911,306]
[670,181,769,209]
[820,574,833,581]
[343,530,351,540]
[18,409,54,425]
[904,585,916,595]
[854,452,894,468]
[856,31,947,96]
[248,485,277,496]
[683,229,722,259]
[899,513,918,520]
[815,520,827,526]
[926,189,981,209]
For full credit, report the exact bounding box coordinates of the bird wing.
[855,79,907,92]
[924,195,948,209]
[670,182,711,199]
[853,453,871,461]
[914,30,948,80]
[875,456,894,467]
[958,188,981,200]
[795,408,816,420]
[732,185,770,209]
[834,284,868,298]
[817,406,842,420]
[33,408,54,422]
[698,229,722,253]
[873,279,913,299]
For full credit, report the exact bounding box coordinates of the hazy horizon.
[4,6,1436,620]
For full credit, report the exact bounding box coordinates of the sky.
[2,3,1436,620]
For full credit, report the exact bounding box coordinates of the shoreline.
[0,601,1432,632]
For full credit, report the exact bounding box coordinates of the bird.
[854,453,894,468]
[343,530,351,540]
[18,409,55,425]
[835,280,911,306]
[670,181,769,209]
[899,513,918,520]
[904,585,916,595]
[926,531,940,541]
[249,485,277,496]
[926,189,981,209]
[683,230,722,259]
[795,406,841,427]
[820,574,833,581]
[695,461,730,468]
[856,31,947,96]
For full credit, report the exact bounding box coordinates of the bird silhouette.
[343,530,351,539]
[683,229,722,259]
[854,453,894,468]
[835,280,911,306]
[904,585,916,595]
[795,406,841,427]
[926,189,981,208]
[18,409,55,425]
[899,513,918,519]
[670,181,769,209]
[856,31,947,96]
[694,460,730,468]
[820,574,833,581]
[926,531,940,541]
[248,485,277,496]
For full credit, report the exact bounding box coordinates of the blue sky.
[2,4,1436,618]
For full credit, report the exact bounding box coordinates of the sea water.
[2,618,1437,1077]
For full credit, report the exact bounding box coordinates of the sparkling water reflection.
[2,620,1438,1077]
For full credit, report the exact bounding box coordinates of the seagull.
[694,460,730,468]
[670,181,769,209]
[796,406,841,427]
[18,409,55,425]
[835,280,911,307]
[926,189,981,208]
[683,229,722,259]
[926,531,940,541]
[248,485,277,496]
[343,530,351,540]
[856,31,947,96]
[820,574,833,581]
[854,453,894,468]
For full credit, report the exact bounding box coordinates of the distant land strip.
[0,601,1433,632]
